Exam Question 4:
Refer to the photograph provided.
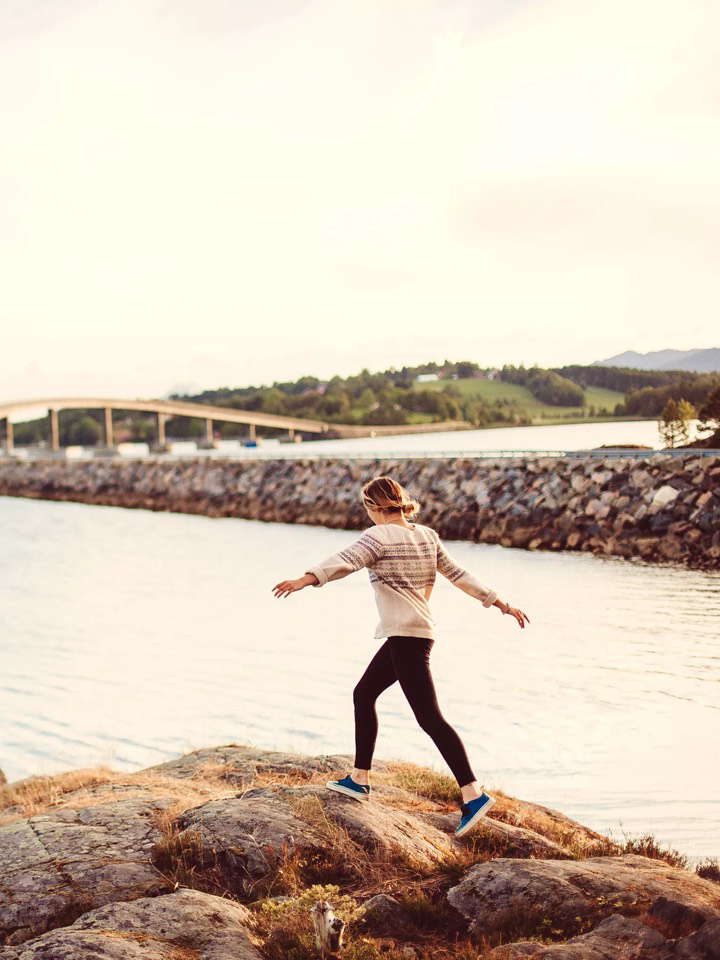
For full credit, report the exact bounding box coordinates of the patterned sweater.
[305,522,498,640]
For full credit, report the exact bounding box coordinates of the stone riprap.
[0,452,718,569]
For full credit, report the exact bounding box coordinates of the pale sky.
[1,0,718,400]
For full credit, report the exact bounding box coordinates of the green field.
[413,378,626,423]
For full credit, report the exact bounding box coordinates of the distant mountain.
[593,348,720,373]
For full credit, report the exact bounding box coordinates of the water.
[1,490,719,862]
[13,417,714,460]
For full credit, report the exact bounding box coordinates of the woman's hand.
[506,606,530,628]
[272,574,317,598]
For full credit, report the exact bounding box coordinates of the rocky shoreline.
[0,452,719,570]
[1,746,719,959]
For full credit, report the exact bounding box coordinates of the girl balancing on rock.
[272,475,530,838]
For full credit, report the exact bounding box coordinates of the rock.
[145,744,381,785]
[446,854,720,938]
[172,788,326,897]
[416,810,573,860]
[0,887,263,959]
[488,913,673,959]
[0,768,6,786]
[0,798,172,945]
[173,782,458,897]
[360,893,411,932]
[674,918,720,959]
[650,485,680,510]
[630,469,654,489]
[647,894,720,936]
[488,791,613,857]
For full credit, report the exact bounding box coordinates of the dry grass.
[0,764,237,827]
[0,769,120,823]
[375,765,617,861]
[375,762,460,808]
[250,883,490,960]
[615,832,689,869]
[285,793,431,898]
[489,788,617,858]
[696,858,720,884]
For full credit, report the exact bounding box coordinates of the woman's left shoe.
[455,791,496,837]
[325,774,371,802]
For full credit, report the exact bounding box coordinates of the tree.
[68,415,102,446]
[358,388,376,409]
[697,384,720,434]
[260,388,287,415]
[658,397,697,448]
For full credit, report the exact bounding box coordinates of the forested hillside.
[7,360,720,445]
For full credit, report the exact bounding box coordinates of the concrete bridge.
[0,396,333,453]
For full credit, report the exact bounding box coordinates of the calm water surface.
[1,492,718,861]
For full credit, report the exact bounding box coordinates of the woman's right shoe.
[325,774,371,802]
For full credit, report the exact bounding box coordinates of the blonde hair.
[361,476,420,520]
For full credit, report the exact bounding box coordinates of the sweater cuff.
[306,566,328,587]
[482,589,498,608]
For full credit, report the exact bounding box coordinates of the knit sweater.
[305,521,498,640]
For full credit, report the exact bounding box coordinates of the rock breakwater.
[0,452,718,569]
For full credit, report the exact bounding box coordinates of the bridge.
[0,396,333,452]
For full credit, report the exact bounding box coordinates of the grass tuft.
[379,763,460,807]
[618,832,689,869]
[696,858,720,884]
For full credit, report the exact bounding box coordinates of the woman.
[272,475,530,838]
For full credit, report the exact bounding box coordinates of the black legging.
[353,635,476,787]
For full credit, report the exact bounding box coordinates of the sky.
[0,0,718,401]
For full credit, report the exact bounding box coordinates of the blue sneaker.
[326,774,371,802]
[455,791,495,837]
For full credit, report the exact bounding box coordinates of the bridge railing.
[196,447,718,460]
[3,446,717,461]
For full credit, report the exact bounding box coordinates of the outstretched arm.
[436,536,498,607]
[272,529,383,599]
[435,535,530,628]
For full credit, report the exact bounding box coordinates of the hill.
[593,348,720,373]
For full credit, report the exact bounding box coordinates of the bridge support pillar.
[205,418,213,443]
[158,412,166,446]
[288,428,295,442]
[248,424,256,443]
[105,407,114,447]
[49,409,59,451]
[4,418,13,454]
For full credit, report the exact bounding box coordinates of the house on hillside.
[415,373,440,383]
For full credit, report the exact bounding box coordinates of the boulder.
[674,918,720,959]
[0,798,172,945]
[0,887,262,959]
[487,914,673,959]
[416,809,573,860]
[446,854,720,938]
[145,744,379,786]
[174,782,458,896]
[360,893,412,933]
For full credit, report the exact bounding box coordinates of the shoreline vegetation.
[1,745,719,958]
[0,450,718,570]
[4,360,719,448]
